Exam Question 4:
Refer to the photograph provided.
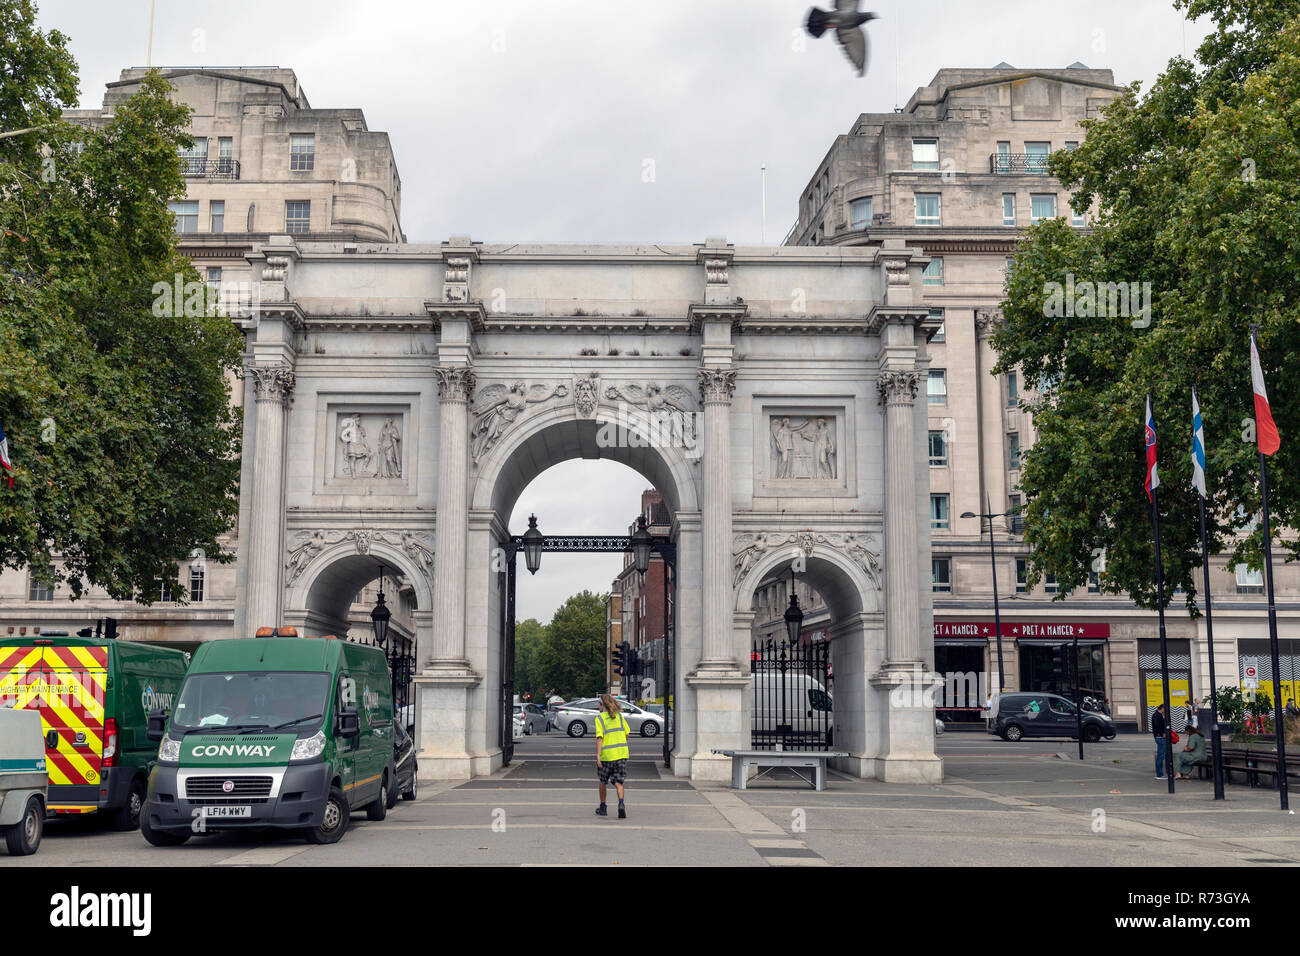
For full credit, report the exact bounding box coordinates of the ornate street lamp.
[371,562,391,646]
[522,514,544,575]
[631,514,654,575]
[783,567,804,645]
[962,503,1008,693]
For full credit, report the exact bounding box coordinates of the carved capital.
[876,370,920,406]
[883,258,909,286]
[705,258,729,285]
[698,367,737,405]
[975,309,1004,339]
[249,364,296,406]
[434,366,477,403]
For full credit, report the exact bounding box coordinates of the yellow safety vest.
[596,711,630,762]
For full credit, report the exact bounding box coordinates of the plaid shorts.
[597,759,627,785]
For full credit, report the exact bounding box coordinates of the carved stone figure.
[732,532,770,587]
[769,416,837,480]
[573,373,600,418]
[377,417,402,478]
[604,381,697,445]
[471,381,569,461]
[401,531,434,579]
[813,417,836,479]
[339,413,373,478]
[285,531,326,584]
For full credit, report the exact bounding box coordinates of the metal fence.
[751,638,834,750]
[347,631,416,720]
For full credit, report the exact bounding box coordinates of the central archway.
[463,402,703,776]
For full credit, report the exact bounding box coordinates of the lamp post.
[370,562,391,647]
[961,507,1008,693]
[521,514,544,575]
[784,567,804,645]
[631,515,653,576]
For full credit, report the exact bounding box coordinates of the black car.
[387,720,418,807]
[989,692,1117,742]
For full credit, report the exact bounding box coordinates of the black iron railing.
[347,631,416,720]
[751,638,833,750]
[182,158,241,179]
[989,153,1049,174]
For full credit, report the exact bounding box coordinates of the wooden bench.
[1190,748,1300,788]
[712,749,849,791]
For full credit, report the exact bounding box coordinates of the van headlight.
[158,737,181,762]
[291,730,326,761]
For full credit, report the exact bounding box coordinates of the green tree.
[0,2,244,601]
[513,618,549,700]
[993,0,1300,610]
[537,591,608,698]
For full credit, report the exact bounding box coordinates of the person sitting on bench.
[1174,725,1208,780]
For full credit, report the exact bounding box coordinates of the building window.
[290,133,315,171]
[1088,552,1104,593]
[28,576,54,602]
[995,141,1011,174]
[210,199,224,233]
[1064,141,1079,152]
[1235,564,1264,594]
[922,257,944,286]
[928,430,948,466]
[914,193,941,226]
[190,566,206,602]
[1070,203,1086,227]
[850,197,873,229]
[1007,371,1018,407]
[217,137,233,174]
[178,139,207,175]
[1044,572,1059,594]
[930,494,950,529]
[929,308,945,342]
[927,369,947,405]
[1030,194,1057,223]
[1016,558,1028,592]
[159,583,172,603]
[1008,433,1021,470]
[1002,193,1016,226]
[285,200,311,234]
[1024,142,1050,174]
[168,200,198,233]
[206,267,222,290]
[912,138,939,170]
[932,558,952,592]
[1009,494,1023,533]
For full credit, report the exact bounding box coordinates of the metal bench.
[712,749,849,791]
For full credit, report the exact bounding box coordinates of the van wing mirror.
[146,709,168,742]
[336,707,361,739]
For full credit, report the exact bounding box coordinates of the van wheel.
[140,811,190,847]
[1003,724,1024,742]
[111,778,146,831]
[641,721,659,737]
[367,774,389,821]
[4,796,43,856]
[306,787,349,844]
[402,763,418,801]
[1083,724,1102,743]
[386,769,399,810]
[567,721,586,738]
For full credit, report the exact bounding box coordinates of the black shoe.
[617,805,626,819]
[595,805,608,816]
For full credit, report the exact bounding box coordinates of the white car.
[556,699,664,738]
[512,712,525,740]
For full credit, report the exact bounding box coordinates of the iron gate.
[751,637,833,750]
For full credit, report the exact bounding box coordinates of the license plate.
[201,805,252,818]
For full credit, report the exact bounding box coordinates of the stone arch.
[284,538,433,640]
[733,542,879,619]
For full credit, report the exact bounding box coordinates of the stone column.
[975,309,1009,533]
[698,366,738,666]
[430,365,475,666]
[245,364,294,630]
[877,367,924,665]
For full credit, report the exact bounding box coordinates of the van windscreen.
[172,672,331,731]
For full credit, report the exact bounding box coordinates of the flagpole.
[1149,392,1175,794]
[1251,328,1288,811]
[1193,385,1225,799]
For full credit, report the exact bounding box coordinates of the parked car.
[935,716,945,736]
[513,712,525,740]
[989,692,1116,742]
[514,702,548,735]
[556,699,665,738]
[388,719,417,806]
[0,707,47,856]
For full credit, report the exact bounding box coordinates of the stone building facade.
[789,65,1300,731]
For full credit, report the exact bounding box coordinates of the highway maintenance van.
[0,707,47,855]
[0,635,187,828]
[142,628,397,846]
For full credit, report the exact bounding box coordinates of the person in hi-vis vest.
[595,694,631,818]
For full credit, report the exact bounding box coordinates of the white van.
[0,708,47,855]
[752,672,834,746]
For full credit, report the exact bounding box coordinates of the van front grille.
[185,775,273,799]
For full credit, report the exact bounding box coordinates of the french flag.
[1144,395,1159,502]
[0,423,12,489]
[1250,335,1281,456]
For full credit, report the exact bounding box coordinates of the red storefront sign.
[934,621,1110,639]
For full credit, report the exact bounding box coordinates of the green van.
[141,630,397,846]
[0,635,188,829]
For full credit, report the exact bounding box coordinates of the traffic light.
[626,647,639,681]
[612,642,625,676]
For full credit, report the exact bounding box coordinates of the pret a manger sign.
[933,621,1111,639]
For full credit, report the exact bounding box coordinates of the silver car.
[557,699,664,738]
[514,702,548,735]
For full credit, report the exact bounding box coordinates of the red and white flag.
[1251,336,1281,455]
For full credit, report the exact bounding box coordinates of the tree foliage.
[993,0,1300,611]
[0,1,244,601]
[523,592,608,699]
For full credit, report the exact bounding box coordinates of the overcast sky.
[39,0,1211,622]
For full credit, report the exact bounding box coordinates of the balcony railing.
[989,153,1049,175]
[182,158,240,180]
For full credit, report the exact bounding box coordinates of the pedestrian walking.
[594,694,631,819]
[1152,703,1168,779]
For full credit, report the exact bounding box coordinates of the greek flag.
[1191,388,1206,498]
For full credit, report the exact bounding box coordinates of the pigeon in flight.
[805,1,879,77]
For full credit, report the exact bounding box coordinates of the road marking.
[215,845,313,866]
